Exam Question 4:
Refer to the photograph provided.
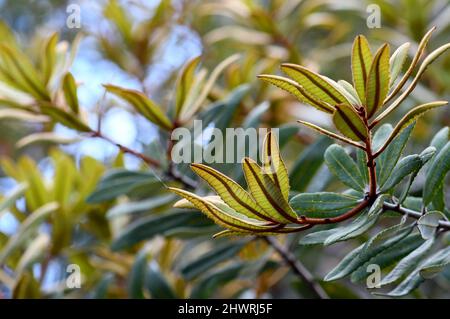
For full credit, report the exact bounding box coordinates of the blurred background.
[0,0,449,299]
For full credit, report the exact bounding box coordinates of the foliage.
[0,0,449,299]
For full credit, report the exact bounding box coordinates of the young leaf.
[289,192,360,218]
[351,35,372,103]
[41,33,58,85]
[39,104,91,132]
[175,56,201,117]
[337,80,362,105]
[299,229,338,245]
[242,158,298,223]
[365,44,390,118]
[389,42,410,86]
[379,154,423,192]
[0,109,49,123]
[332,103,368,141]
[103,84,173,130]
[281,63,350,106]
[262,130,290,201]
[257,74,334,113]
[0,183,28,218]
[190,163,272,222]
[324,144,365,192]
[62,72,79,114]
[423,141,450,205]
[297,120,365,149]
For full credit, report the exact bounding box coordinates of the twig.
[262,236,329,299]
[382,202,450,230]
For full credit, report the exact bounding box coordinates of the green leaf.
[351,35,372,104]
[103,84,173,130]
[242,157,298,223]
[175,56,201,117]
[378,101,448,153]
[380,237,435,286]
[190,163,271,222]
[0,183,27,218]
[289,192,359,218]
[41,33,58,85]
[324,144,365,191]
[62,72,79,114]
[389,42,410,85]
[356,148,369,186]
[324,244,365,281]
[281,63,350,106]
[128,250,149,299]
[40,104,91,132]
[365,44,390,118]
[87,169,159,203]
[0,109,49,123]
[375,124,414,186]
[417,211,445,240]
[337,80,361,105]
[12,272,41,299]
[180,242,246,280]
[258,74,334,113]
[107,194,176,219]
[0,202,58,264]
[16,233,49,274]
[381,246,450,297]
[332,103,368,141]
[16,132,80,149]
[111,211,212,251]
[419,247,450,279]
[299,229,338,245]
[146,262,176,299]
[324,212,377,245]
[380,154,423,192]
[290,136,332,192]
[423,142,450,205]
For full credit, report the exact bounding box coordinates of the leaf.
[289,192,359,218]
[290,137,332,192]
[128,250,149,299]
[297,120,364,149]
[262,130,290,201]
[356,148,369,186]
[351,35,373,104]
[0,109,49,123]
[40,104,91,132]
[337,80,361,105]
[419,247,450,279]
[62,72,79,114]
[375,124,414,187]
[180,242,246,280]
[87,169,159,203]
[111,211,212,250]
[379,155,423,192]
[107,194,176,218]
[374,41,450,124]
[299,229,338,245]
[389,42,410,85]
[16,132,80,149]
[175,56,201,117]
[332,103,368,141]
[378,101,448,153]
[281,63,350,106]
[168,188,279,234]
[41,33,58,85]
[190,163,271,222]
[324,212,377,246]
[325,227,416,281]
[0,44,50,101]
[417,211,445,240]
[0,183,27,218]
[146,262,177,299]
[423,142,450,205]
[16,233,50,274]
[242,157,298,223]
[0,202,58,264]
[324,144,365,191]
[12,272,40,299]
[365,44,390,118]
[380,237,435,286]
[381,246,450,297]
[103,84,173,130]
[257,74,334,113]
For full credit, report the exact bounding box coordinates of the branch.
[262,236,329,299]
[382,202,450,230]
